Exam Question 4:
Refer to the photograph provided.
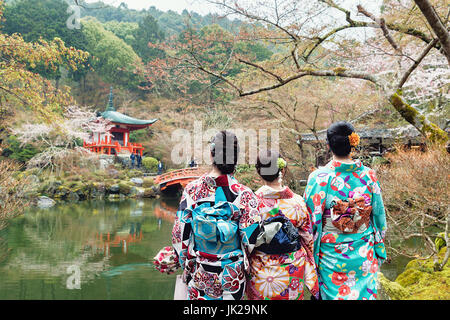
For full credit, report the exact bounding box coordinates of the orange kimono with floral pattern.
[246,186,320,300]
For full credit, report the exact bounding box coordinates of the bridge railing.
[154,167,209,185]
[83,139,144,155]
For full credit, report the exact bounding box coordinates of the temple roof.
[300,125,422,142]
[101,87,158,126]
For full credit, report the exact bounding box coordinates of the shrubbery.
[1,136,39,163]
[142,156,158,172]
[375,145,449,269]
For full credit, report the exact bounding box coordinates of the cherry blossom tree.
[238,76,381,167]
[143,0,449,143]
[12,106,113,173]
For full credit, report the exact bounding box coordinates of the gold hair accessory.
[348,132,360,147]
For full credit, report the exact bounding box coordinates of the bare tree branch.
[397,38,439,89]
[318,0,440,49]
[238,58,284,82]
[239,69,378,97]
[357,5,402,54]
[414,0,450,64]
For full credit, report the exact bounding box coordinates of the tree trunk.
[389,91,448,143]
[295,135,305,158]
[413,0,450,64]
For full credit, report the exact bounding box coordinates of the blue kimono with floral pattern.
[304,159,387,300]
[172,174,262,300]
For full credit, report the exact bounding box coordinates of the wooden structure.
[84,87,158,156]
[154,167,209,192]
[299,125,426,167]
[83,139,144,156]
[300,125,423,149]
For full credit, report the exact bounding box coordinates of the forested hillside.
[78,1,244,35]
[0,0,277,165]
[1,0,448,168]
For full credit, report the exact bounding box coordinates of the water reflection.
[0,197,410,299]
[0,199,179,300]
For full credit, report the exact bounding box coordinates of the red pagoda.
[83,87,158,156]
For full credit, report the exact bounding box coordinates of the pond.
[0,198,409,300]
[0,198,179,300]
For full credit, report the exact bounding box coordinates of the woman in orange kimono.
[246,150,320,300]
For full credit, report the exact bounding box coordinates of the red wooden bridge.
[154,167,209,192]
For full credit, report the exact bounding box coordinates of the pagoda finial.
[106,86,115,112]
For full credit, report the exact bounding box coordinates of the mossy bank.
[378,247,449,300]
[17,166,161,208]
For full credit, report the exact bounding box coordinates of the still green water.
[0,198,180,300]
[0,198,409,300]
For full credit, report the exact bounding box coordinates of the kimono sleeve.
[171,188,193,271]
[369,171,387,265]
[303,170,328,266]
[294,196,320,299]
[292,195,315,263]
[238,189,262,258]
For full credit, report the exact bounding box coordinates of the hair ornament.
[348,132,360,147]
[277,158,287,170]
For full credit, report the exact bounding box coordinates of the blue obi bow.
[191,201,240,248]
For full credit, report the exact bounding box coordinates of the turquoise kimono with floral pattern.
[172,174,262,300]
[304,159,387,300]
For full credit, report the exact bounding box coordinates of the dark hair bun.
[256,149,282,182]
[210,130,239,174]
[327,121,355,157]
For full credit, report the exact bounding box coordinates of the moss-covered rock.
[108,183,120,194]
[38,179,62,197]
[130,187,145,198]
[396,268,424,287]
[142,177,154,188]
[67,191,80,202]
[143,188,156,198]
[378,272,410,300]
[118,182,134,195]
[34,166,161,202]
[91,182,106,199]
[383,247,450,300]
[54,185,71,200]
[130,177,144,186]
[78,182,95,200]
[127,169,142,178]
[70,181,83,190]
[118,172,128,180]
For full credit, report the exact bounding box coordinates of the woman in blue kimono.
[170,131,262,300]
[304,121,387,300]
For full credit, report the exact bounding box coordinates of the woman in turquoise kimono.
[304,121,387,300]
